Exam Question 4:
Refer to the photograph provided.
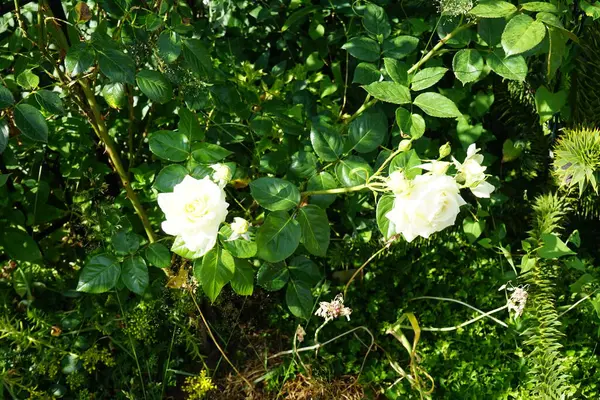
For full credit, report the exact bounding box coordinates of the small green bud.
[439,142,451,159]
[398,139,412,152]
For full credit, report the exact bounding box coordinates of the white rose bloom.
[453,144,495,198]
[228,217,250,241]
[386,173,466,242]
[210,164,232,188]
[418,160,450,175]
[387,170,412,194]
[157,175,229,256]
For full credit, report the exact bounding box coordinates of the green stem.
[343,22,474,124]
[407,22,474,75]
[79,81,157,243]
[301,183,367,197]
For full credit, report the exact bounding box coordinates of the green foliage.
[1,0,599,398]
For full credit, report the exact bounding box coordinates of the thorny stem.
[188,289,253,390]
[79,82,157,243]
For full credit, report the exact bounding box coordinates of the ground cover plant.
[1,0,600,398]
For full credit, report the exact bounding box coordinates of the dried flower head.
[295,325,306,343]
[315,294,352,322]
[499,281,529,318]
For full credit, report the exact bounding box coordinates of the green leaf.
[353,63,381,85]
[145,243,171,268]
[413,92,462,118]
[257,262,289,291]
[13,268,31,298]
[288,256,321,286]
[535,86,567,124]
[2,228,42,262]
[581,0,600,20]
[501,14,547,56]
[521,2,559,13]
[389,149,422,179]
[282,5,319,31]
[567,230,581,248]
[16,70,39,90]
[77,254,121,293]
[335,156,373,187]
[297,205,330,257]
[0,174,9,188]
[191,142,232,163]
[411,67,448,91]
[256,211,301,262]
[136,69,173,104]
[122,256,149,295]
[102,82,127,109]
[98,48,135,84]
[111,231,140,255]
[307,172,338,208]
[183,39,214,77]
[376,195,395,240]
[0,120,9,154]
[469,0,517,18]
[250,177,300,212]
[384,58,409,85]
[194,247,235,302]
[65,42,95,76]
[149,130,190,162]
[362,81,411,105]
[231,258,254,296]
[342,37,380,62]
[286,279,313,319]
[34,90,65,114]
[154,164,188,192]
[219,225,257,258]
[452,49,484,84]
[14,104,48,143]
[547,27,567,80]
[0,86,15,108]
[395,107,425,139]
[158,30,182,63]
[538,233,575,259]
[347,108,387,153]
[382,36,419,59]
[502,138,523,162]
[363,3,391,38]
[478,18,506,46]
[486,50,528,81]
[310,116,344,161]
[178,108,204,141]
[463,217,485,243]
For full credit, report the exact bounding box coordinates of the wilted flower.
[500,282,529,318]
[453,144,495,198]
[210,164,232,188]
[295,325,306,343]
[228,217,250,241]
[315,294,352,322]
[158,175,229,256]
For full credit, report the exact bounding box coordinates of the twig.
[400,305,509,332]
[410,296,508,328]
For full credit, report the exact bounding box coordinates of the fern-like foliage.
[571,23,600,127]
[553,127,600,195]
[521,194,575,399]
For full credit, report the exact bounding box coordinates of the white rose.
[157,175,229,256]
[453,144,495,198]
[387,171,412,194]
[210,164,232,188]
[386,174,466,242]
[228,217,250,241]
[418,160,450,175]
